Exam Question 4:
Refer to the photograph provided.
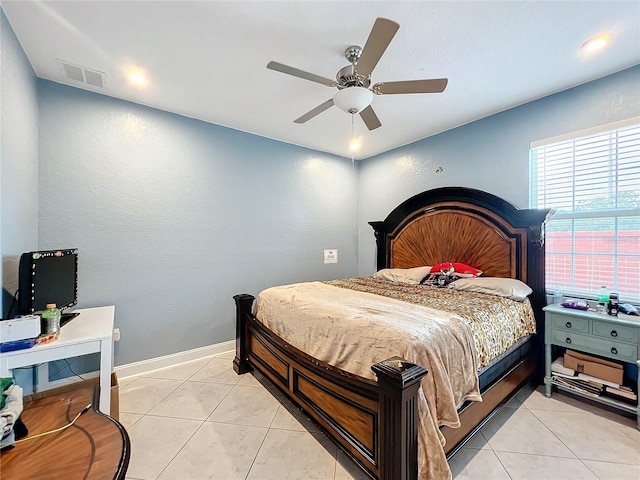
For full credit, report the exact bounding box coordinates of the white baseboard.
[115,340,235,379]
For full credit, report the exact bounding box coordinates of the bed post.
[527,210,553,382]
[233,293,255,375]
[372,357,428,480]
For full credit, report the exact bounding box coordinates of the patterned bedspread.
[325,277,536,369]
[254,277,536,480]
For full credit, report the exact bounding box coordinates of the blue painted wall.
[37,81,358,365]
[0,9,39,317]
[357,65,640,276]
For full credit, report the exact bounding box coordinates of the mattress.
[254,276,536,480]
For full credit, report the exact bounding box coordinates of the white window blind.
[530,118,640,303]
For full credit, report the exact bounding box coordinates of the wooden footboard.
[234,294,428,480]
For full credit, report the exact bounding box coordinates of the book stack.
[551,357,638,405]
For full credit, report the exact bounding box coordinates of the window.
[530,118,640,303]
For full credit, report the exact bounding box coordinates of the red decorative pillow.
[430,262,482,277]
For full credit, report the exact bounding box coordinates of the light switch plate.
[324,249,338,264]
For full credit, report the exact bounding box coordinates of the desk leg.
[0,357,10,379]
[99,337,113,416]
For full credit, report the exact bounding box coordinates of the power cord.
[6,289,19,318]
[63,359,87,381]
[48,358,86,381]
[14,404,92,444]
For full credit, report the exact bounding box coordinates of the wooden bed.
[234,187,551,480]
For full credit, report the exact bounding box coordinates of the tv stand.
[60,311,80,328]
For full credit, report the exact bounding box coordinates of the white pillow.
[373,266,433,285]
[447,277,533,301]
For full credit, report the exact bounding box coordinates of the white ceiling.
[2,1,639,159]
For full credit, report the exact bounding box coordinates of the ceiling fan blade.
[359,105,382,131]
[294,99,335,124]
[356,18,400,77]
[267,61,336,87]
[373,78,448,95]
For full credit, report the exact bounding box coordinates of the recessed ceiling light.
[582,34,611,52]
[350,139,361,151]
[128,72,146,85]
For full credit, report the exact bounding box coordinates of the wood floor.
[1,385,129,480]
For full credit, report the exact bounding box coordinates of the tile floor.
[119,352,640,480]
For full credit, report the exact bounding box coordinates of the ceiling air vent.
[57,59,107,90]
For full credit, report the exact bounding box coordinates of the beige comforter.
[254,278,535,480]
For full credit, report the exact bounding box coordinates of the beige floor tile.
[519,385,599,413]
[119,412,144,429]
[207,384,280,427]
[514,382,536,401]
[495,451,599,479]
[461,430,490,450]
[531,409,640,465]
[188,357,241,384]
[583,459,640,480]
[335,450,371,480]
[504,393,523,408]
[157,421,268,480]
[237,371,263,387]
[119,377,183,414]
[215,350,235,360]
[118,375,140,389]
[246,429,337,480]
[482,406,576,457]
[270,403,320,432]
[253,373,288,402]
[618,421,640,445]
[141,358,211,381]
[449,448,510,480]
[147,381,233,420]
[126,415,202,480]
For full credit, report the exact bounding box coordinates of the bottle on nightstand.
[597,286,609,314]
[608,293,619,316]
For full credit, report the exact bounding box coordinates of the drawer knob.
[610,330,617,337]
[565,322,572,328]
[565,338,572,344]
[611,347,618,355]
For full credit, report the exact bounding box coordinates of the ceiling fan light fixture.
[333,87,373,114]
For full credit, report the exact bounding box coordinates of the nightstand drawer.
[592,321,638,343]
[550,315,589,333]
[550,329,637,363]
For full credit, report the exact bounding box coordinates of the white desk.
[0,306,115,415]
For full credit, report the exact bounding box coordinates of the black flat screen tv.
[18,248,78,315]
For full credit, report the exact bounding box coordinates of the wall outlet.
[113,328,121,342]
[324,249,338,264]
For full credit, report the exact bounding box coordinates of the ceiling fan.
[267,17,448,131]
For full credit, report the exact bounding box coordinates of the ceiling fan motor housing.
[336,65,371,89]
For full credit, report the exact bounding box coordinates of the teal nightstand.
[543,304,640,429]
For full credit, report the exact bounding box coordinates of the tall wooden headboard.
[369,187,552,341]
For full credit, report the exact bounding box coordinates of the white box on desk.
[1,315,41,343]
